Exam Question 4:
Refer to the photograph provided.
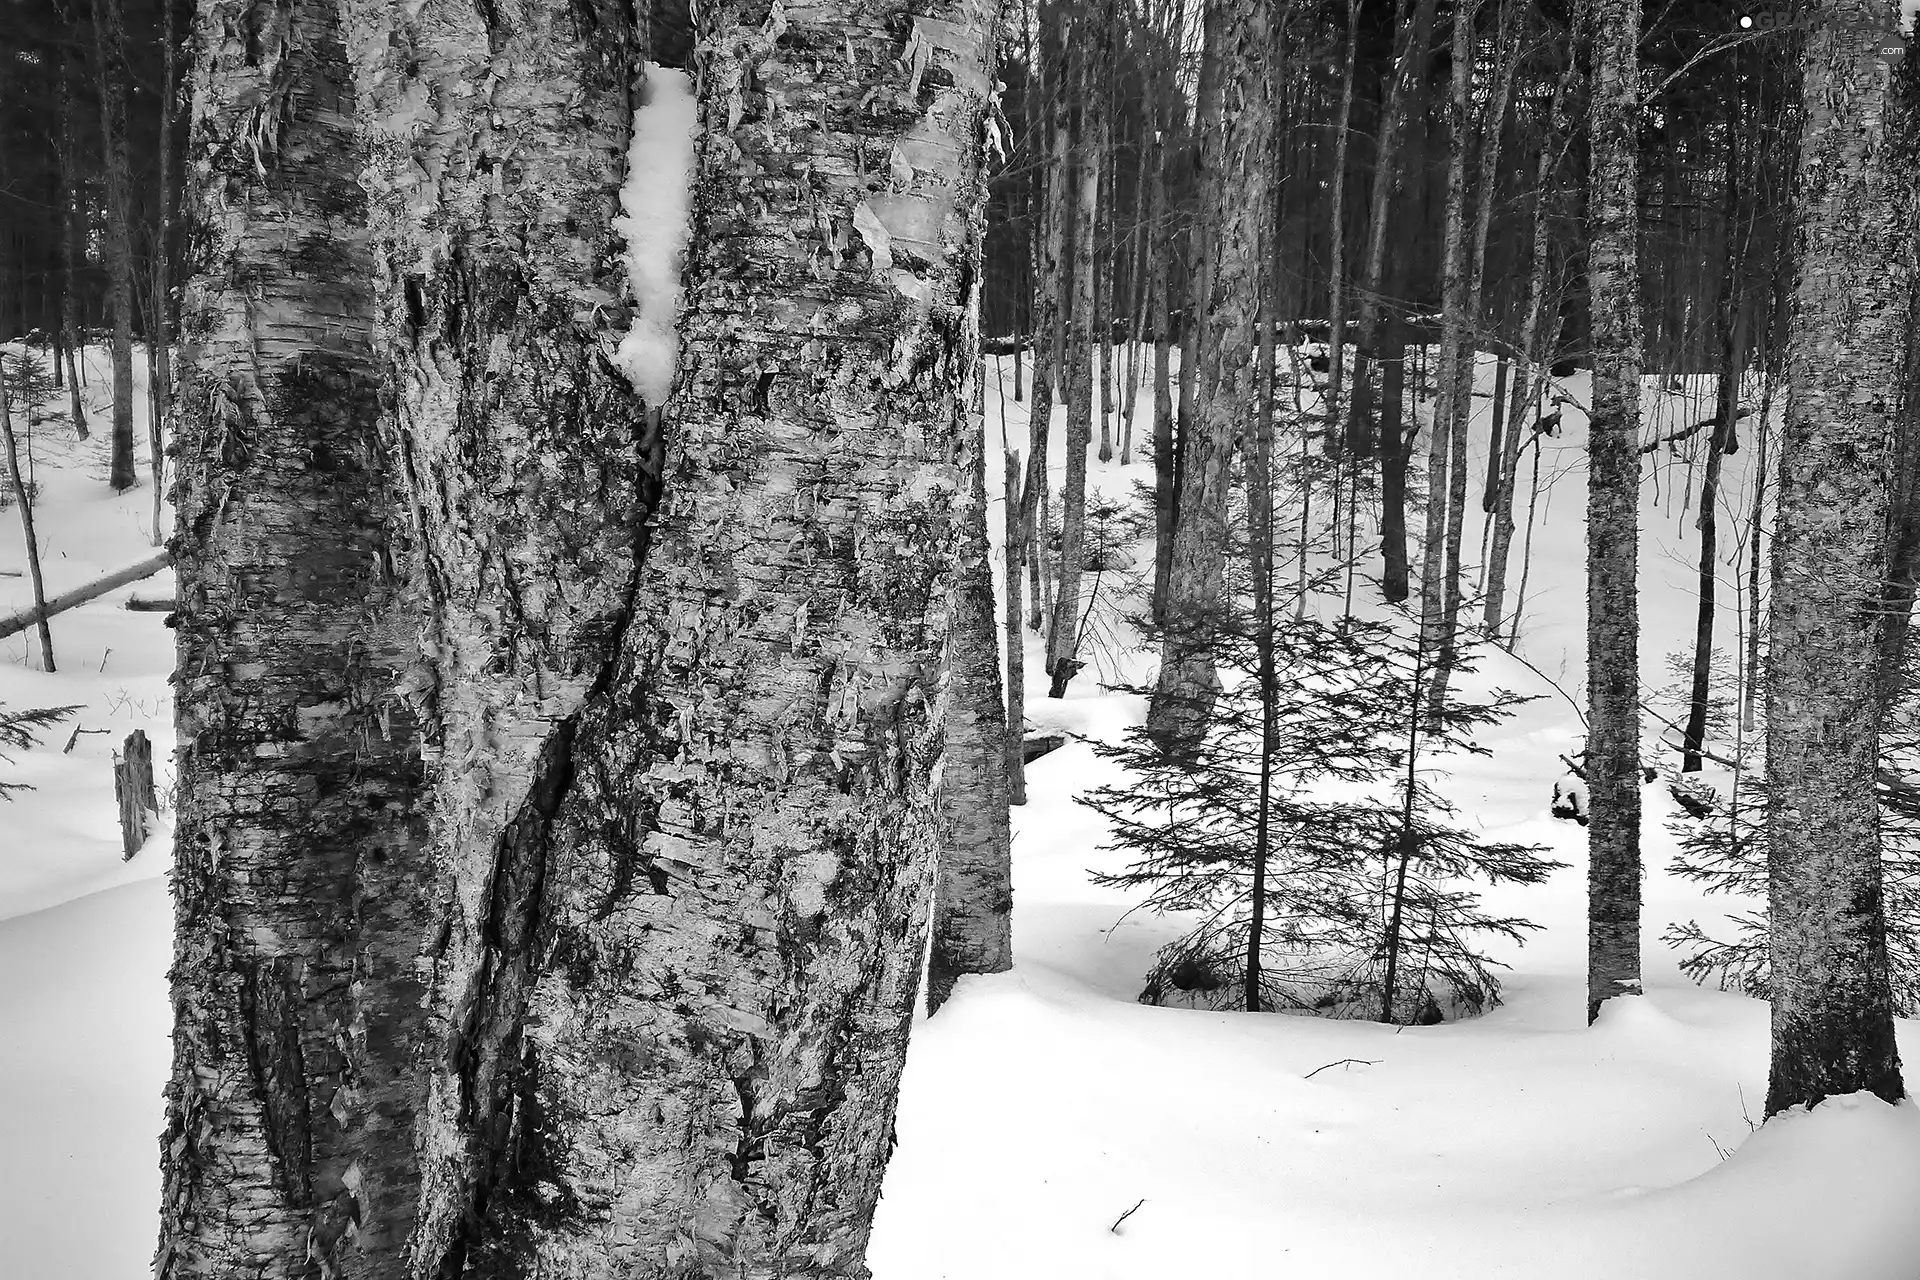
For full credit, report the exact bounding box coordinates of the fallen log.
[0,550,171,642]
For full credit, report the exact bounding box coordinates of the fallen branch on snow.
[0,550,171,642]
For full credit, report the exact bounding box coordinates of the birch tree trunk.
[1147,0,1269,751]
[1765,0,1910,1117]
[160,0,430,1272]
[484,2,999,1271]
[1048,3,1108,697]
[1025,55,1070,636]
[1584,0,1645,1024]
[338,0,651,1271]
[1419,0,1475,689]
[1005,448,1028,805]
[1482,82,1565,637]
[930,348,1013,1013]
[1147,66,1177,625]
[1427,0,1520,717]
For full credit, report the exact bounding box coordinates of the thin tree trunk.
[1026,65,1070,638]
[58,56,86,442]
[1742,355,1773,733]
[1247,196,1277,1019]
[1378,261,1412,604]
[1427,0,1520,715]
[1049,4,1109,697]
[1585,0,1646,1024]
[1148,0,1270,749]
[1683,153,1750,773]
[0,363,53,671]
[1765,0,1909,1118]
[1418,0,1475,690]
[1324,0,1360,446]
[1005,448,1028,805]
[1482,90,1564,636]
[149,0,177,545]
[1345,0,1441,460]
[930,377,1015,1013]
[1482,355,1508,517]
[1148,64,1177,624]
[88,0,137,491]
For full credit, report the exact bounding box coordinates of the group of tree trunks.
[158,0,1920,1272]
[163,0,1005,1274]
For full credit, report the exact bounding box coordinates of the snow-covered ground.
[3,342,1916,1278]
[0,345,172,1275]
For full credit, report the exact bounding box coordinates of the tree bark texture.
[338,0,651,1271]
[161,1,430,1273]
[1482,88,1563,637]
[1147,79,1176,625]
[1048,5,1107,697]
[1146,0,1268,750]
[1419,0,1474,699]
[1004,448,1028,805]
[1765,0,1910,1116]
[1428,0,1519,716]
[1584,0,1645,1024]
[929,394,1014,1013]
[479,2,999,1272]
[1024,82,1070,636]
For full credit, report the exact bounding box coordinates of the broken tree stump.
[114,729,157,860]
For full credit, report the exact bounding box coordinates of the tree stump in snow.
[114,728,156,860]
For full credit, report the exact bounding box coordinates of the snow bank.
[613,64,698,406]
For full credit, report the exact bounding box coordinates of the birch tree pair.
[164,1,1005,1276]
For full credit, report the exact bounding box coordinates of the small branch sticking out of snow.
[1303,1058,1380,1079]
[613,64,698,406]
[1109,1199,1146,1233]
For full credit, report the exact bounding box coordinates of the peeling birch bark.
[474,1,999,1273]
[334,0,652,1271]
[160,1,430,1274]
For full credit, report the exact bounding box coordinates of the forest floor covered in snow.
[3,344,1919,1277]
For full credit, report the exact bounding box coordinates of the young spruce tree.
[1085,585,1561,1023]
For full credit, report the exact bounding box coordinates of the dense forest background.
[1,0,187,345]
[6,0,1805,380]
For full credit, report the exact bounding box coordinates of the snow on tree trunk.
[1147,0,1268,751]
[337,0,656,1270]
[462,2,999,1273]
[160,0,431,1272]
[1584,0,1645,1024]
[1765,0,1910,1117]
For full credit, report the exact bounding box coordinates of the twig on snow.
[1109,1199,1146,1233]
[1303,1057,1380,1079]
